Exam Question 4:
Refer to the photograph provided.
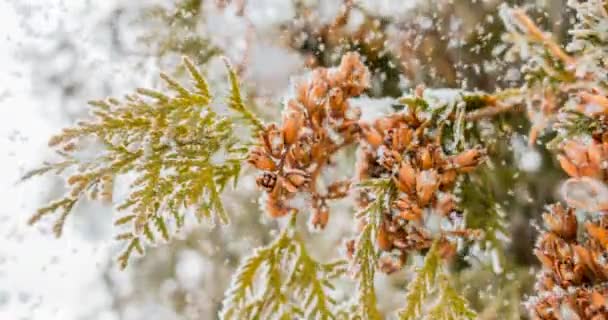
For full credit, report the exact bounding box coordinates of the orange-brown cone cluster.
[247,52,369,228]
[355,103,485,272]
[529,203,608,319]
[249,53,486,274]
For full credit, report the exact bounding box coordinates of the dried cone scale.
[529,203,608,319]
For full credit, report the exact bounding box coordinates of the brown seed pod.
[248,147,277,171]
[361,125,383,148]
[395,161,417,193]
[557,154,580,178]
[327,180,351,199]
[586,222,608,250]
[283,169,311,192]
[282,107,304,145]
[450,147,485,172]
[418,147,434,170]
[256,172,278,192]
[415,170,439,207]
[310,205,330,229]
[288,135,313,167]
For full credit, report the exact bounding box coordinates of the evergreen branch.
[425,275,477,320]
[399,240,442,320]
[28,58,249,269]
[223,58,265,136]
[509,8,574,67]
[220,213,343,320]
[19,160,75,182]
[349,177,397,319]
[464,101,520,121]
[352,223,382,320]
[399,241,476,320]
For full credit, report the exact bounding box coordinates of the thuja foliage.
[28,1,608,318]
[23,57,249,269]
[221,213,346,320]
[399,241,475,320]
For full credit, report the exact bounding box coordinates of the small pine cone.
[386,223,433,253]
[417,146,435,170]
[306,77,329,110]
[256,172,278,192]
[535,232,583,288]
[530,204,608,319]
[385,125,413,152]
[288,134,313,168]
[439,169,458,188]
[326,180,351,199]
[531,286,608,320]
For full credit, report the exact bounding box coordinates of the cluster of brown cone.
[531,203,608,319]
[247,52,369,229]
[355,97,485,273]
[248,53,486,274]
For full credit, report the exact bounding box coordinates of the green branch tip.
[222,56,266,136]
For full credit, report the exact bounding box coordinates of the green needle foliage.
[220,213,347,320]
[425,275,477,320]
[351,178,396,320]
[224,59,266,138]
[399,241,476,320]
[351,224,382,320]
[23,57,248,269]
